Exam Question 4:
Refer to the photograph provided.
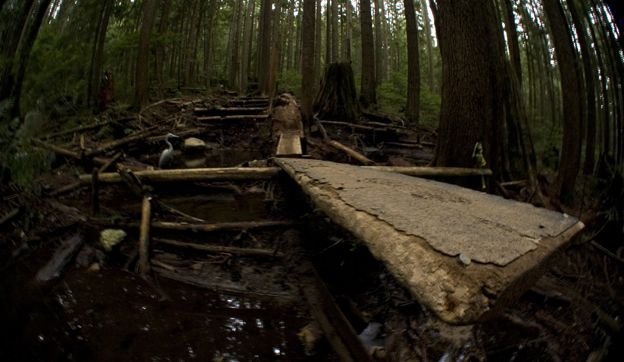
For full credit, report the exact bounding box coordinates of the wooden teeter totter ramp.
[274,158,584,324]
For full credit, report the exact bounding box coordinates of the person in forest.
[97,70,114,113]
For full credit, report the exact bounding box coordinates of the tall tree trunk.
[374,0,385,83]
[360,0,377,109]
[543,0,584,201]
[135,0,160,109]
[331,0,339,62]
[228,0,243,90]
[568,0,597,174]
[344,0,352,62]
[314,0,322,92]
[325,1,332,64]
[0,0,36,101]
[3,0,53,121]
[421,0,435,92]
[204,0,217,87]
[433,0,507,178]
[501,0,522,86]
[241,0,256,93]
[88,0,114,110]
[258,0,272,95]
[302,0,316,132]
[404,0,420,124]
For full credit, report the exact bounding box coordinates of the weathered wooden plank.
[364,166,493,177]
[276,131,303,157]
[275,158,584,324]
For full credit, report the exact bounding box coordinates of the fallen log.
[32,138,82,159]
[79,167,282,184]
[35,234,84,282]
[31,139,125,167]
[364,166,493,177]
[48,181,83,197]
[154,238,283,258]
[150,220,295,233]
[139,196,152,275]
[195,106,267,115]
[326,140,375,165]
[196,114,270,122]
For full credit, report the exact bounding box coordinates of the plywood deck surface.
[276,158,584,323]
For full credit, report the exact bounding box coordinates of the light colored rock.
[100,229,127,251]
[183,137,207,152]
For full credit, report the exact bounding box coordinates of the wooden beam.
[139,196,152,276]
[150,220,295,232]
[79,167,282,184]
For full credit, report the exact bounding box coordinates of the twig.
[0,208,20,226]
[590,240,624,266]
[153,238,283,258]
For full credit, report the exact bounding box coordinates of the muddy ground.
[0,93,622,361]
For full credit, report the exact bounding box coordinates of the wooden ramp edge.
[275,158,585,324]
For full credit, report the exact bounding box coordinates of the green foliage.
[1,144,51,188]
[20,27,89,113]
[277,69,302,97]
[377,70,440,128]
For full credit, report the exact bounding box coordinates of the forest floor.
[0,92,622,361]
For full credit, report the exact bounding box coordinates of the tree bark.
[359,0,377,109]
[258,0,273,95]
[404,0,420,125]
[87,0,114,110]
[568,0,597,174]
[501,0,522,86]
[543,0,584,201]
[331,0,339,62]
[374,0,385,83]
[302,0,316,132]
[240,0,256,93]
[433,0,506,177]
[421,0,435,92]
[343,0,352,62]
[135,0,160,109]
[314,0,322,93]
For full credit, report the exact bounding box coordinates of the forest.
[1,0,624,361]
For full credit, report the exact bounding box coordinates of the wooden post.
[138,196,152,275]
[91,168,100,216]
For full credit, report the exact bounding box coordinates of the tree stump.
[314,63,360,122]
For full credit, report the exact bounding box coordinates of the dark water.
[9,269,316,362]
